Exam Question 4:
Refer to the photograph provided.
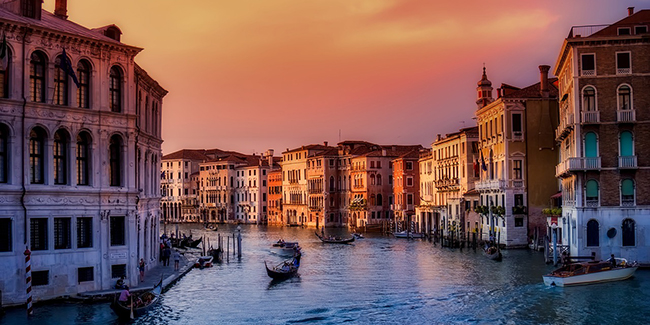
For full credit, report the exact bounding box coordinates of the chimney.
[497,88,502,98]
[324,141,328,147]
[628,7,634,16]
[266,149,274,167]
[55,0,68,19]
[539,65,550,98]
[437,134,442,141]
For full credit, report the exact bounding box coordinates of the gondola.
[265,253,301,280]
[195,256,214,268]
[315,232,355,244]
[207,247,223,263]
[110,278,163,319]
[187,237,202,248]
[483,245,502,261]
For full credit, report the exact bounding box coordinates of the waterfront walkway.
[77,248,201,301]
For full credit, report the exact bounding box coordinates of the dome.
[477,67,492,87]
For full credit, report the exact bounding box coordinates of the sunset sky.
[44,0,649,155]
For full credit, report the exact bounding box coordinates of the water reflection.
[2,224,649,324]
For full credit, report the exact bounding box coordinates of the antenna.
[339,129,341,142]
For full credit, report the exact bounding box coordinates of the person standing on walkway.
[163,246,171,266]
[139,259,145,282]
[173,250,180,271]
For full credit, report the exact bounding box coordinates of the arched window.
[76,132,91,185]
[0,46,11,98]
[585,179,599,207]
[377,174,382,185]
[582,86,596,111]
[329,176,335,192]
[618,85,632,110]
[619,131,633,157]
[29,127,46,184]
[586,219,599,247]
[109,66,122,113]
[621,179,635,206]
[77,60,91,108]
[30,51,46,103]
[376,194,383,206]
[584,132,598,158]
[109,135,122,186]
[53,129,69,185]
[54,55,69,106]
[370,174,375,185]
[622,218,635,246]
[0,123,8,183]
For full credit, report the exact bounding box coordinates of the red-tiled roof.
[501,78,559,99]
[162,149,209,161]
[590,10,650,38]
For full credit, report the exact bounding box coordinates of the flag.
[480,151,487,171]
[0,34,7,70]
[61,48,80,88]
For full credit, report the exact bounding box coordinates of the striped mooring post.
[24,247,33,316]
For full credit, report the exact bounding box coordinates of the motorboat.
[543,258,638,287]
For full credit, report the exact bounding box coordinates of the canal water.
[2,224,650,324]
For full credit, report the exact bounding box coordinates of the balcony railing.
[581,69,596,76]
[555,157,601,177]
[512,132,523,141]
[621,198,635,207]
[581,111,600,124]
[617,109,636,123]
[555,113,574,141]
[618,156,637,169]
[617,68,631,75]
[475,179,506,191]
[585,198,599,207]
[511,180,524,188]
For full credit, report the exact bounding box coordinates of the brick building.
[554,8,650,263]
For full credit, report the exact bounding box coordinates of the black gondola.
[314,232,355,244]
[110,278,163,319]
[187,237,202,248]
[265,253,301,280]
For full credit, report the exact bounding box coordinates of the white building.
[0,0,166,304]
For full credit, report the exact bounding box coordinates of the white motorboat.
[393,231,425,239]
[543,258,638,287]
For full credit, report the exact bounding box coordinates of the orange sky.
[43,0,648,155]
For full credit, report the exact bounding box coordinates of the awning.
[550,191,562,199]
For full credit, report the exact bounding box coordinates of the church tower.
[476,66,494,109]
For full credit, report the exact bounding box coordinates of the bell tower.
[476,66,494,109]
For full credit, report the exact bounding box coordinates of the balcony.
[555,113,574,141]
[475,179,506,191]
[581,111,600,124]
[617,109,636,123]
[510,180,524,188]
[555,157,601,178]
[435,178,459,191]
[581,69,596,76]
[616,68,631,75]
[618,156,637,169]
[512,132,523,141]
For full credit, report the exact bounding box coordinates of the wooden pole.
[24,247,33,316]
[227,236,230,263]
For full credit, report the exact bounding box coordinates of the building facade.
[475,66,558,247]
[160,150,208,224]
[0,0,166,304]
[391,150,421,232]
[554,8,650,263]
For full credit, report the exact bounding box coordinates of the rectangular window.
[512,114,522,133]
[406,177,413,186]
[513,160,522,179]
[515,218,524,227]
[407,194,413,205]
[617,52,631,73]
[77,217,93,248]
[0,218,11,252]
[406,161,413,170]
[30,218,48,250]
[617,27,631,35]
[581,54,595,75]
[635,26,648,34]
[514,194,524,207]
[109,216,125,246]
[111,264,126,279]
[78,267,94,283]
[32,270,49,286]
[54,217,71,249]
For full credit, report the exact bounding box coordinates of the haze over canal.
[3,224,649,324]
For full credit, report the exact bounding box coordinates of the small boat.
[352,233,365,239]
[272,239,299,249]
[207,247,223,263]
[204,224,218,231]
[110,278,163,319]
[543,258,638,287]
[393,231,425,239]
[265,253,301,280]
[195,256,214,268]
[187,237,202,248]
[483,244,502,261]
[315,232,355,244]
